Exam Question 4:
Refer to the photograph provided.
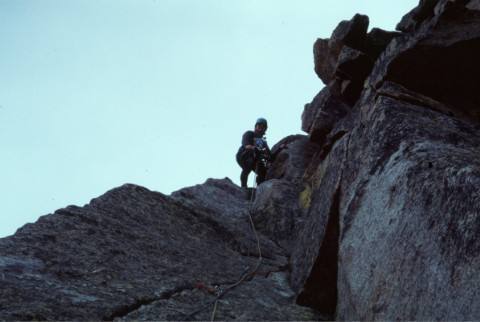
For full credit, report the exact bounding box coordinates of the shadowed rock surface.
[2,0,480,320]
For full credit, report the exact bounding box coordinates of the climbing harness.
[209,169,263,321]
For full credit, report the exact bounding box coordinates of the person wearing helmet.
[236,118,272,188]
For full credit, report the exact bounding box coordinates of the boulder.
[314,14,369,84]
[251,179,302,252]
[302,87,350,144]
[330,14,370,50]
[312,15,399,108]
[267,135,320,182]
[313,39,336,86]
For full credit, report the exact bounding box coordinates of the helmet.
[255,117,268,128]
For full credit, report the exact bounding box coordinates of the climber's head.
[254,117,268,135]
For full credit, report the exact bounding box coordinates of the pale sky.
[0,0,418,237]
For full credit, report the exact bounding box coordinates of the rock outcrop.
[1,0,480,320]
[0,180,322,320]
[300,0,480,320]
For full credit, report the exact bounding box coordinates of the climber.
[236,117,272,188]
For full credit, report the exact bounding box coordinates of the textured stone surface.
[267,135,319,183]
[252,179,303,254]
[336,46,372,81]
[0,179,321,320]
[364,28,401,59]
[336,94,480,320]
[253,136,320,253]
[370,0,480,121]
[302,87,350,144]
[2,1,480,321]
[396,0,439,32]
[335,46,373,104]
[290,132,349,316]
[297,1,480,319]
[314,14,369,84]
[309,16,398,128]
[118,272,326,321]
[467,0,480,10]
[301,90,325,134]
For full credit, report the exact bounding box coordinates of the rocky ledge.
[2,0,480,320]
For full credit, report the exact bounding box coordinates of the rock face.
[301,0,480,320]
[2,0,480,320]
[0,180,322,320]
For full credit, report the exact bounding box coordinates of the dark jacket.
[236,130,270,159]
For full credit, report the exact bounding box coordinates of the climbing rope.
[210,170,263,321]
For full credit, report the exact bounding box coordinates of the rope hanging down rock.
[210,171,263,321]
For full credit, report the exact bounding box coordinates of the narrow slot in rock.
[296,187,340,316]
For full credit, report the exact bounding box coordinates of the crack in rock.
[104,283,195,321]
